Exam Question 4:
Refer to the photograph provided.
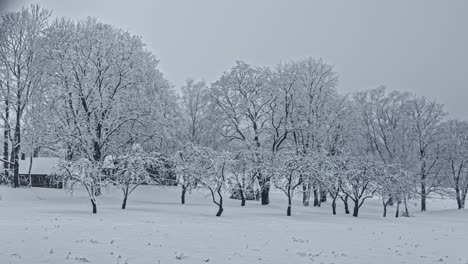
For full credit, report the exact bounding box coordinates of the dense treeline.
[1,6,466,216]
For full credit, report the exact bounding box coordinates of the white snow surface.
[0,185,467,264]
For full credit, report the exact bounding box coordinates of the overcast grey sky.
[7,0,468,119]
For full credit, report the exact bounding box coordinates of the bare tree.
[228,150,258,206]
[0,5,51,187]
[340,156,379,217]
[440,120,468,209]
[174,143,202,204]
[407,96,445,211]
[114,144,155,209]
[266,150,305,216]
[288,58,339,206]
[180,78,212,145]
[211,61,273,205]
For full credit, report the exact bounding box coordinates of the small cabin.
[19,157,62,188]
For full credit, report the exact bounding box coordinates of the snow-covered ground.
[0,185,467,264]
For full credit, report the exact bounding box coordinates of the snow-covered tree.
[354,87,413,166]
[0,5,51,187]
[340,155,380,217]
[176,144,229,216]
[266,150,306,216]
[114,144,154,209]
[41,17,172,162]
[227,150,259,206]
[173,143,203,204]
[180,79,215,146]
[440,120,468,209]
[316,154,345,215]
[211,61,273,205]
[407,96,445,211]
[375,164,412,217]
[53,158,103,213]
[286,58,341,207]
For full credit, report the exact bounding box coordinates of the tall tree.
[211,61,273,204]
[441,120,468,209]
[407,96,445,211]
[354,87,413,166]
[288,58,340,206]
[180,79,209,144]
[0,5,51,187]
[42,17,170,162]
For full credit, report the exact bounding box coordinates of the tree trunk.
[240,190,245,206]
[302,181,311,206]
[215,190,224,216]
[313,186,319,207]
[395,202,400,218]
[261,180,270,205]
[216,206,224,217]
[332,198,337,215]
[287,195,292,216]
[383,198,391,217]
[404,196,409,216]
[420,181,426,211]
[28,155,33,188]
[320,189,327,203]
[12,108,21,188]
[240,188,246,207]
[455,186,462,209]
[122,193,127,209]
[3,85,9,185]
[352,200,359,217]
[3,108,9,184]
[181,187,187,204]
[342,195,350,214]
[91,199,97,214]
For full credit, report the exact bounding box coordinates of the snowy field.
[0,186,467,264]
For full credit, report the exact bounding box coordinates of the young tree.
[173,143,202,204]
[114,144,154,209]
[376,164,411,217]
[318,154,345,215]
[199,151,229,217]
[228,150,258,206]
[266,150,305,216]
[179,144,229,216]
[340,156,379,217]
[53,158,103,213]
